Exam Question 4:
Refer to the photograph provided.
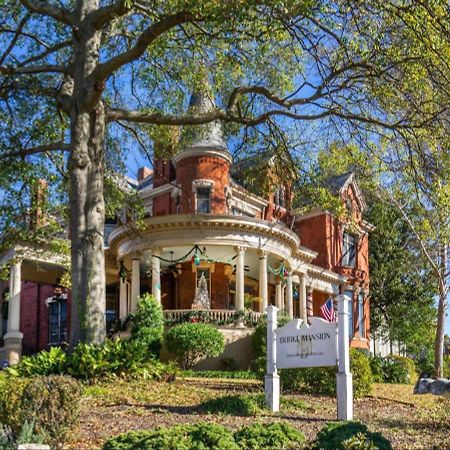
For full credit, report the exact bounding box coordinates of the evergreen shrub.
[378,355,417,384]
[234,422,305,449]
[102,421,305,450]
[130,293,164,356]
[20,375,81,448]
[0,375,81,449]
[165,322,225,369]
[313,421,392,450]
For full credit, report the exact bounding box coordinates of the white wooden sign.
[265,294,353,421]
[276,317,337,369]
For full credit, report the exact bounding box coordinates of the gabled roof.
[325,171,367,211]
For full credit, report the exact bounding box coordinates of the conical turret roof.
[183,86,228,151]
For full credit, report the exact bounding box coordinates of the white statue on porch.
[193,273,210,309]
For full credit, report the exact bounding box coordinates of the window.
[342,232,356,268]
[345,290,354,338]
[274,187,285,208]
[49,297,68,345]
[197,187,211,213]
[358,292,365,338]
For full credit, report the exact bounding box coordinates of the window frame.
[358,291,365,338]
[342,232,357,268]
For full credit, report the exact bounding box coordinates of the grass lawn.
[70,377,450,449]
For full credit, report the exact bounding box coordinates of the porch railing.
[163,309,263,326]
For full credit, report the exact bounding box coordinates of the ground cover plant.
[102,421,305,450]
[313,421,392,450]
[69,377,450,449]
[7,339,176,382]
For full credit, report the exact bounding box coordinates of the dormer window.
[342,232,356,268]
[197,187,211,213]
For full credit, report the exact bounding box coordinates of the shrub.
[8,339,174,382]
[7,346,67,377]
[378,355,417,384]
[0,421,47,450]
[278,349,372,398]
[103,423,239,450]
[201,394,264,416]
[165,322,225,369]
[0,375,81,449]
[314,421,392,450]
[443,354,450,379]
[20,375,81,448]
[103,421,305,450]
[130,293,164,356]
[181,369,258,380]
[235,422,305,450]
[349,349,373,398]
[369,356,384,382]
[0,377,29,436]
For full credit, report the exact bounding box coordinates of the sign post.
[336,294,353,420]
[265,294,353,420]
[265,305,280,412]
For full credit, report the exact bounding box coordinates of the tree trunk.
[434,245,448,378]
[434,278,447,378]
[68,104,106,346]
[68,0,106,347]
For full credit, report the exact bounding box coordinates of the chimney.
[137,167,153,181]
[31,179,48,230]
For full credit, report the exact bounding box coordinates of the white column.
[235,246,246,311]
[299,273,307,321]
[119,276,128,319]
[306,286,314,319]
[265,305,280,412]
[4,260,23,365]
[131,256,140,312]
[258,250,268,313]
[336,293,353,420]
[151,247,161,303]
[286,272,293,319]
[275,280,282,311]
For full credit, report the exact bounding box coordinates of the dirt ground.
[69,377,450,449]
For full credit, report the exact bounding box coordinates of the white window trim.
[192,179,214,213]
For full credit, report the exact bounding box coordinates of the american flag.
[320,297,336,322]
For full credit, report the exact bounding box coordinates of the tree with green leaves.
[0,0,447,349]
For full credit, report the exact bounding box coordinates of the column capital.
[151,246,163,255]
[258,249,268,258]
[234,245,247,254]
[131,253,141,261]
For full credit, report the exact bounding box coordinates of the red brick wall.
[295,214,331,269]
[175,155,230,214]
[153,159,175,188]
[153,192,172,216]
[19,282,71,354]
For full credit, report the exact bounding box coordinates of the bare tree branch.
[18,40,71,67]
[0,64,70,75]
[0,141,70,160]
[90,11,194,82]
[19,0,74,26]
[0,13,31,66]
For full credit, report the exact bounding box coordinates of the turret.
[174,82,231,214]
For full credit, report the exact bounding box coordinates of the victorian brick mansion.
[0,86,372,365]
